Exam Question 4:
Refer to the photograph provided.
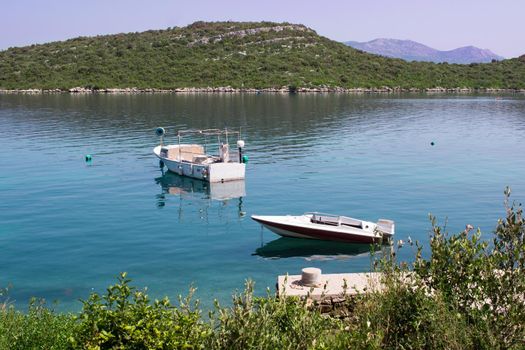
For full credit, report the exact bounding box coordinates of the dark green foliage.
[209,281,341,349]
[337,286,472,349]
[1,21,525,90]
[0,299,75,350]
[414,187,525,349]
[71,272,210,349]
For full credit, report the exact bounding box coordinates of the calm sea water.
[1,93,524,311]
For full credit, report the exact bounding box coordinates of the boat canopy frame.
[159,127,243,160]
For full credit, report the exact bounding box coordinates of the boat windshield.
[308,212,363,229]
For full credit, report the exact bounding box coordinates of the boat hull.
[252,215,391,244]
[154,145,245,182]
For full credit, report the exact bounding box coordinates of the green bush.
[71,272,211,349]
[336,287,471,349]
[414,187,525,349]
[0,299,75,350]
[209,281,341,350]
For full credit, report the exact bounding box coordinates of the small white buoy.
[237,140,245,148]
[301,267,321,287]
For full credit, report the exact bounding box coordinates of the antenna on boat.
[177,130,182,163]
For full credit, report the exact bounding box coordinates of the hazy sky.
[1,0,523,58]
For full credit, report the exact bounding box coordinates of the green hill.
[1,21,525,90]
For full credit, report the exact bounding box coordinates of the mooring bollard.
[301,267,322,287]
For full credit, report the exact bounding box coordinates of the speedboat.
[251,213,394,244]
[153,128,247,183]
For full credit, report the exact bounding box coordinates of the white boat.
[153,128,246,183]
[251,213,394,244]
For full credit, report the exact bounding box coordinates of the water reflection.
[155,171,246,220]
[3,94,524,164]
[253,237,373,260]
[156,171,246,199]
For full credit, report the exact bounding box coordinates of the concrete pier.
[277,270,384,300]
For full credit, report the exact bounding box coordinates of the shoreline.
[1,86,525,94]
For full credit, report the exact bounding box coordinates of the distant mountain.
[345,38,505,64]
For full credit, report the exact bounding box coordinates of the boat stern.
[208,162,245,182]
[377,219,395,236]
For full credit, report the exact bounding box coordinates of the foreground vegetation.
[1,21,525,90]
[1,188,524,349]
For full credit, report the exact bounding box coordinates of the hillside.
[1,21,525,90]
[345,38,504,64]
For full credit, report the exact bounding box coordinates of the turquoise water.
[1,93,524,311]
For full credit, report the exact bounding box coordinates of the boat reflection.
[253,237,374,260]
[155,171,246,220]
[156,170,245,200]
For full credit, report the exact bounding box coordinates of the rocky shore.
[1,86,524,94]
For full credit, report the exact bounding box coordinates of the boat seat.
[166,145,205,161]
[311,215,362,228]
[192,155,209,164]
[311,215,339,226]
[339,216,363,229]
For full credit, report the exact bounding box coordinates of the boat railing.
[162,147,242,164]
[176,128,242,137]
[157,127,246,164]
